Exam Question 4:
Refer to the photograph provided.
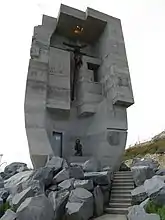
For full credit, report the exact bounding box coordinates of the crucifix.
[63,42,87,101]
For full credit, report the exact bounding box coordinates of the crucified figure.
[63,42,87,101]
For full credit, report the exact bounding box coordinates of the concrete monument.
[24,4,134,169]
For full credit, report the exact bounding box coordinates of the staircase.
[105,171,134,214]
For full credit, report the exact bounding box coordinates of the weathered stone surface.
[0,197,3,206]
[48,190,69,220]
[156,169,165,176]
[83,158,101,172]
[58,178,74,191]
[4,163,29,179]
[23,180,44,196]
[131,166,155,186]
[30,167,53,188]
[46,156,68,172]
[0,189,9,201]
[131,158,159,170]
[16,195,54,220]
[53,168,69,184]
[68,187,93,204]
[66,202,84,220]
[119,162,131,171]
[66,188,93,220]
[0,176,4,188]
[144,175,165,197]
[152,186,165,206]
[0,209,16,220]
[140,198,150,209]
[11,187,34,210]
[74,180,94,191]
[94,186,104,217]
[84,171,111,185]
[69,166,84,179]
[127,205,160,220]
[131,185,148,205]
[4,171,33,195]
[100,185,110,205]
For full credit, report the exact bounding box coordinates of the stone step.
[110,193,131,199]
[114,176,133,180]
[114,174,133,177]
[110,198,132,203]
[114,171,132,174]
[109,202,131,208]
[111,189,132,194]
[113,178,134,182]
[112,182,134,186]
[105,207,128,214]
[112,186,134,190]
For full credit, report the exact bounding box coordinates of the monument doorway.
[51,131,63,157]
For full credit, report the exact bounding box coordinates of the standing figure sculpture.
[74,139,83,156]
[63,42,87,101]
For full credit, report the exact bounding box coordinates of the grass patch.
[0,201,10,217]
[124,139,165,160]
[145,200,165,220]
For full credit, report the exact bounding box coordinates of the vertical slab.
[47,47,71,111]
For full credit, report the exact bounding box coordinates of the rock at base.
[156,169,165,176]
[84,171,111,186]
[131,166,155,186]
[83,158,101,172]
[128,205,160,220]
[69,166,84,179]
[66,188,93,220]
[0,209,16,220]
[16,195,54,220]
[4,163,29,179]
[11,187,34,210]
[93,186,104,217]
[30,167,54,188]
[74,180,93,191]
[144,175,165,197]
[53,168,70,184]
[48,190,69,220]
[131,185,148,205]
[58,178,74,191]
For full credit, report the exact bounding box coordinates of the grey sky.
[0,0,165,169]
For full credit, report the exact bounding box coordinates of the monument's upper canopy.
[54,4,108,44]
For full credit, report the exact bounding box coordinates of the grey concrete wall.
[24,5,134,170]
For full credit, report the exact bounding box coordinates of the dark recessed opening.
[87,63,100,82]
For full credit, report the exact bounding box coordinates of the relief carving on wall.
[107,131,120,146]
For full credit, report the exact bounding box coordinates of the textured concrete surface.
[94,214,127,220]
[24,4,134,169]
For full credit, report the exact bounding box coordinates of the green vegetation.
[145,200,165,220]
[124,138,165,160]
[0,201,10,217]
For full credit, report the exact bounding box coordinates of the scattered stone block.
[127,205,160,220]
[131,166,155,186]
[83,158,101,172]
[66,188,93,220]
[69,166,84,179]
[48,190,69,220]
[84,171,111,186]
[93,186,104,217]
[16,195,54,220]
[131,185,148,205]
[12,187,34,210]
[74,179,94,191]
[0,209,16,220]
[53,168,69,184]
[144,175,165,197]
[58,178,74,191]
